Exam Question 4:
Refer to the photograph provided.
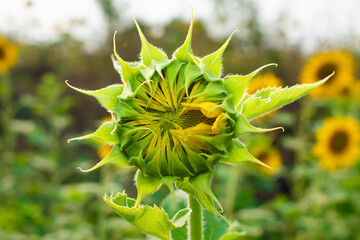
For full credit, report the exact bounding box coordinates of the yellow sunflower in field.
[247,72,282,95]
[251,145,282,175]
[300,51,356,98]
[348,80,360,103]
[0,35,18,73]
[313,116,360,171]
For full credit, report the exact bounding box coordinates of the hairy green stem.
[188,194,202,240]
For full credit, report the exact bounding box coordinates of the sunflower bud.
[68,11,331,215]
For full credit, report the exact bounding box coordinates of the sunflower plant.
[313,116,360,171]
[68,12,331,240]
[300,51,355,98]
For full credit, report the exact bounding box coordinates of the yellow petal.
[181,101,222,118]
[185,123,213,135]
[211,113,227,134]
[171,126,209,151]
[199,102,223,118]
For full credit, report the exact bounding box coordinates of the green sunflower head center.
[177,110,216,129]
[158,111,179,131]
[120,75,229,177]
[330,130,349,153]
[317,62,337,81]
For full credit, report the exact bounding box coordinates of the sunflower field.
[1,1,360,240]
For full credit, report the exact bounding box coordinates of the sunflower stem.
[188,194,203,240]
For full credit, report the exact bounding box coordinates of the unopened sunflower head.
[67,12,332,215]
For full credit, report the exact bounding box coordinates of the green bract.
[68,12,331,239]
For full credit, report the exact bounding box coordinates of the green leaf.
[133,18,168,66]
[224,64,277,107]
[104,192,190,240]
[113,32,140,83]
[234,114,283,137]
[203,210,230,240]
[239,74,333,120]
[219,222,246,240]
[68,122,118,144]
[203,211,246,240]
[78,144,130,172]
[176,171,225,220]
[202,30,238,77]
[221,140,271,169]
[173,9,194,62]
[135,170,163,207]
[65,81,123,111]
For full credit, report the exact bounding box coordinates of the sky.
[0,0,359,52]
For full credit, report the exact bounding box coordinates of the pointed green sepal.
[221,139,272,169]
[239,73,334,120]
[66,81,123,111]
[113,32,140,83]
[234,114,283,137]
[78,144,130,172]
[161,176,179,200]
[139,66,155,81]
[189,81,227,101]
[133,18,168,66]
[135,170,162,207]
[176,171,226,221]
[104,192,190,240]
[224,63,277,107]
[68,122,118,144]
[151,59,173,80]
[184,62,203,94]
[173,9,194,62]
[202,30,238,77]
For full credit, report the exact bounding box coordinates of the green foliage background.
[1,1,360,239]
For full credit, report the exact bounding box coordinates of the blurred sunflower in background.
[247,72,282,95]
[251,146,282,175]
[313,116,360,171]
[300,51,356,98]
[0,35,17,73]
[248,135,283,175]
